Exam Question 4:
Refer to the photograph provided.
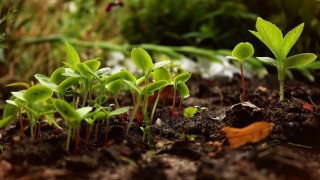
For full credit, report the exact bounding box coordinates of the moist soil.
[1,74,320,180]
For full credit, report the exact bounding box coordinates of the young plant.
[249,17,317,101]
[172,72,191,119]
[54,99,92,153]
[227,42,254,101]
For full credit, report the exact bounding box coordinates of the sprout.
[227,42,254,101]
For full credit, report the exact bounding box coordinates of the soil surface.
[1,74,320,180]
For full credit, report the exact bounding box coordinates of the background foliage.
[0,0,319,97]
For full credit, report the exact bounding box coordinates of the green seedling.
[176,133,197,141]
[172,72,191,119]
[11,85,54,139]
[150,67,172,122]
[139,126,150,143]
[227,42,254,101]
[194,106,208,120]
[54,99,92,153]
[183,106,198,119]
[249,17,317,101]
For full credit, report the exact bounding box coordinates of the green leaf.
[94,95,108,105]
[93,111,107,121]
[256,57,278,67]
[11,91,26,101]
[54,99,80,123]
[0,116,13,129]
[110,106,130,116]
[131,48,154,75]
[84,118,95,126]
[280,23,304,60]
[76,107,93,119]
[152,60,171,70]
[153,67,172,82]
[122,79,140,94]
[231,42,254,61]
[6,82,30,89]
[141,80,168,95]
[106,79,124,94]
[249,17,283,59]
[173,72,191,84]
[34,74,58,92]
[283,53,317,69]
[23,85,53,103]
[183,107,197,118]
[83,58,101,72]
[50,67,65,84]
[177,82,189,99]
[65,42,80,71]
[62,68,82,78]
[75,62,97,79]
[95,67,111,77]
[57,77,79,93]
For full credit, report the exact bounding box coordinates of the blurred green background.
[1,0,320,97]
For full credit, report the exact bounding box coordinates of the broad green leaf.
[250,17,283,59]
[54,99,80,122]
[44,113,62,129]
[84,118,95,126]
[76,107,93,119]
[35,74,58,92]
[83,58,101,72]
[152,60,171,70]
[256,57,278,67]
[23,85,53,103]
[110,106,130,116]
[50,67,65,84]
[153,67,172,82]
[57,77,79,93]
[106,79,124,94]
[283,53,317,69]
[177,82,189,99]
[183,107,197,118]
[136,76,146,86]
[141,80,168,95]
[65,42,80,71]
[62,68,82,78]
[173,72,191,84]
[231,42,254,61]
[1,101,19,128]
[131,48,154,75]
[280,23,304,60]
[93,111,107,121]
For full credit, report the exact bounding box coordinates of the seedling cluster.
[0,43,191,152]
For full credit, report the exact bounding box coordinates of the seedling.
[249,17,317,100]
[183,106,198,119]
[194,106,208,120]
[172,72,191,119]
[227,42,254,101]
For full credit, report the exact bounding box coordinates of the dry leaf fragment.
[222,121,273,149]
[301,100,313,112]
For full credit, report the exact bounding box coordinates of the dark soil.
[1,74,320,180]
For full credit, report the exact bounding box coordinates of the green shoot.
[249,17,317,100]
[227,42,254,101]
[172,72,191,119]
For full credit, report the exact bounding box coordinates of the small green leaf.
[76,62,97,78]
[95,67,111,77]
[0,116,13,129]
[173,72,191,84]
[6,82,30,89]
[11,91,26,101]
[76,107,93,119]
[104,70,136,84]
[153,67,172,82]
[141,80,168,95]
[62,68,82,78]
[84,118,95,126]
[122,79,140,94]
[57,77,79,93]
[50,67,65,84]
[93,111,107,121]
[231,42,254,61]
[250,17,283,59]
[110,106,130,116]
[281,23,304,60]
[183,107,197,118]
[65,42,80,71]
[283,53,317,69]
[94,95,108,105]
[177,82,189,99]
[106,79,124,94]
[131,48,154,75]
[35,74,58,92]
[83,59,101,72]
[152,60,171,70]
[256,57,278,67]
[23,85,53,103]
[54,99,80,123]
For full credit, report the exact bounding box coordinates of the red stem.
[171,88,177,119]
[240,63,247,102]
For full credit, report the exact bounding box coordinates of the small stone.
[156,118,162,127]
